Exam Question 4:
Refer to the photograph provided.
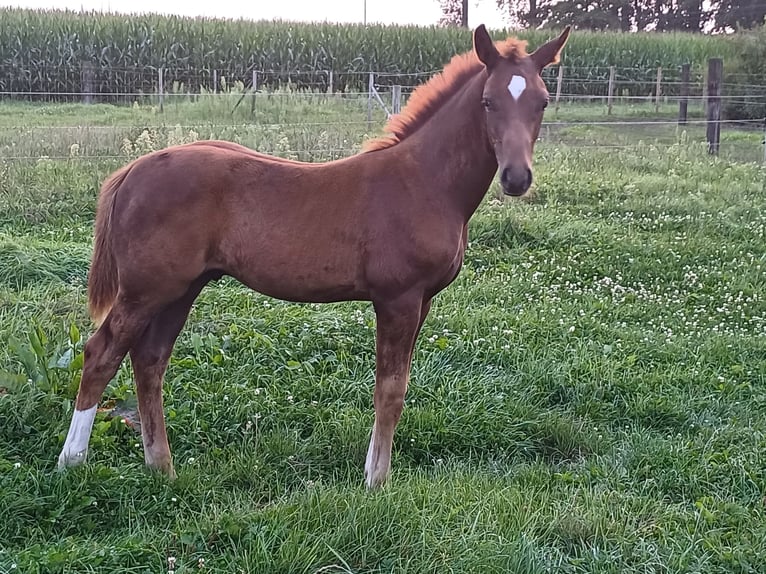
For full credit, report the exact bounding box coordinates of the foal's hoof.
[57,448,88,470]
[146,459,177,480]
[364,467,390,489]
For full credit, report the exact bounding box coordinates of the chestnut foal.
[58,24,570,487]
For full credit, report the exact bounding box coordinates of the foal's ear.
[473,24,499,71]
[530,26,571,71]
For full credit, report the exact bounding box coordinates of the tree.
[710,0,766,31]
[496,0,542,28]
[497,0,720,32]
[487,0,766,32]
[540,0,635,31]
[439,0,469,27]
[654,0,706,32]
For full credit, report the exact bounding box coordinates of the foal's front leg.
[365,294,428,488]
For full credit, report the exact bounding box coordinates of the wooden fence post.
[251,70,257,114]
[81,61,94,104]
[213,69,218,94]
[158,67,164,112]
[327,70,334,94]
[762,118,766,166]
[655,66,662,113]
[367,71,374,130]
[701,67,707,113]
[679,63,690,126]
[555,65,564,115]
[607,66,615,116]
[706,58,722,155]
[392,84,402,114]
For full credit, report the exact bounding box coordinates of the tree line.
[439,0,766,33]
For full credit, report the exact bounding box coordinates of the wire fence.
[0,63,756,101]
[1,65,764,165]
[0,64,762,104]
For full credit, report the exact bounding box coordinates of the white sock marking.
[57,405,97,468]
[365,424,377,479]
[508,75,526,100]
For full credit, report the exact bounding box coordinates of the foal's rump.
[88,141,370,321]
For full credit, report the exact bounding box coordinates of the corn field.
[0,7,741,99]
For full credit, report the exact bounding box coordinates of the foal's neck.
[407,71,498,221]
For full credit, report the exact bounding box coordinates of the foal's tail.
[88,163,132,326]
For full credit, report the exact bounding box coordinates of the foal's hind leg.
[365,294,430,488]
[57,297,154,469]
[129,279,208,478]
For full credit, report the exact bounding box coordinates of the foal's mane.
[363,38,528,152]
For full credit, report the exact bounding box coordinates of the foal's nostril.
[524,168,533,190]
[500,167,511,186]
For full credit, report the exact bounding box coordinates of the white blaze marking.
[57,405,97,468]
[508,75,527,100]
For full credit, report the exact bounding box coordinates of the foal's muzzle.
[500,166,533,197]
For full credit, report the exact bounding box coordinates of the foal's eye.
[481,97,492,110]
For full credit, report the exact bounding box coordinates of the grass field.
[1,92,765,573]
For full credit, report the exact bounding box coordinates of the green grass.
[0,94,765,573]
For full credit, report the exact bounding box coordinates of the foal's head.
[473,25,570,197]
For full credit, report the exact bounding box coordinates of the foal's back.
[109,141,383,303]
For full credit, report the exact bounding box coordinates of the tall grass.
[0,7,739,98]
[0,99,765,573]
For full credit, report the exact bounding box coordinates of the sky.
[6,0,511,28]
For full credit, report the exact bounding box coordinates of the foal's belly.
[228,263,369,304]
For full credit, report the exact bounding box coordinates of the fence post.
[655,66,662,114]
[706,58,722,155]
[81,61,94,104]
[327,70,333,94]
[392,85,402,114]
[213,69,218,94]
[251,70,257,114]
[367,71,374,130]
[701,67,707,113]
[762,118,765,166]
[679,63,690,126]
[158,67,164,112]
[555,65,564,115]
[607,66,615,116]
